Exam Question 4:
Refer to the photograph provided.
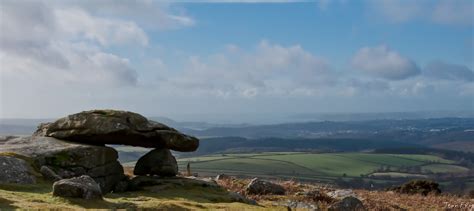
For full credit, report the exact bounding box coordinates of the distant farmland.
[176,152,468,185]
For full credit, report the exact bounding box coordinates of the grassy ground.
[1,169,472,210]
[0,181,267,210]
[175,152,463,181]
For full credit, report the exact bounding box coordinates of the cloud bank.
[0,0,472,119]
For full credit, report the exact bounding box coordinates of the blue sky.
[1,0,473,122]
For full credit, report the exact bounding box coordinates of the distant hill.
[432,141,474,152]
[174,137,422,157]
[2,117,472,153]
[180,118,474,148]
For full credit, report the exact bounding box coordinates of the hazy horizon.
[1,110,474,125]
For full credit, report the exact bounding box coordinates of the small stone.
[246,178,285,195]
[134,148,178,177]
[328,196,366,211]
[53,175,102,200]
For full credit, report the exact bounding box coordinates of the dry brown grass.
[356,190,474,210]
[123,166,474,210]
[215,176,474,210]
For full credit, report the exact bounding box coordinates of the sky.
[0,0,473,123]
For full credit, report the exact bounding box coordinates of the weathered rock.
[134,148,178,177]
[1,136,118,168]
[0,136,18,144]
[87,161,123,178]
[53,175,102,200]
[328,196,366,211]
[94,173,126,193]
[0,136,125,193]
[40,166,62,182]
[0,155,36,184]
[35,110,199,152]
[51,167,84,179]
[389,180,441,196]
[246,178,285,195]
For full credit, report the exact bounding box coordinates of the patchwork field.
[176,152,469,183]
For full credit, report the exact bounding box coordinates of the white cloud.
[351,45,421,80]
[0,0,141,87]
[0,0,195,88]
[55,8,148,46]
[0,0,193,118]
[161,41,335,98]
[58,0,195,30]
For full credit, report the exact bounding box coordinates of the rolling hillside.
[174,152,473,193]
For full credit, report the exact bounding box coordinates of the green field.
[369,172,428,178]
[177,152,465,182]
[421,164,470,174]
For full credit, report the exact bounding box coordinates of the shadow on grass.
[0,183,52,194]
[0,197,17,210]
[62,197,139,209]
[103,184,243,210]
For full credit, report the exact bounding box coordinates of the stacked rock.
[1,136,124,193]
[35,110,199,151]
[0,109,199,195]
[37,110,199,177]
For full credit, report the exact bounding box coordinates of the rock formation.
[35,110,199,151]
[0,155,37,184]
[0,109,200,195]
[0,136,125,193]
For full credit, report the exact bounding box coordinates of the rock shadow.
[61,198,139,209]
[0,183,52,194]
